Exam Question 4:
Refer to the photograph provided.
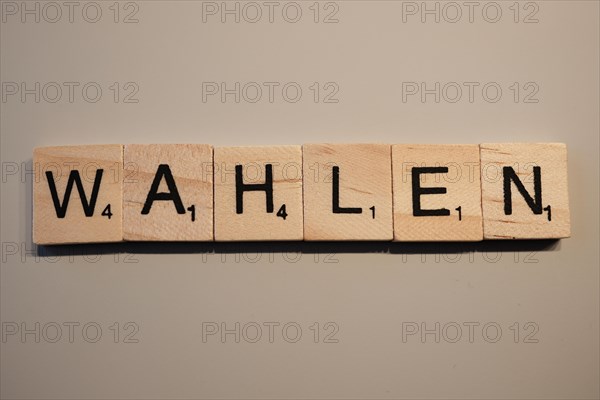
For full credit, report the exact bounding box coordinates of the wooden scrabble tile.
[480,143,571,239]
[123,144,213,241]
[213,146,303,241]
[33,145,123,244]
[392,144,483,242]
[303,144,393,241]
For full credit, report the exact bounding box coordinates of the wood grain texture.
[33,142,571,243]
[123,144,213,241]
[33,145,123,244]
[480,143,571,239]
[213,146,303,241]
[303,143,393,241]
[392,144,483,241]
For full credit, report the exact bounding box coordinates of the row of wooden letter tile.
[33,143,571,244]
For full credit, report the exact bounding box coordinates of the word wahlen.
[32,143,571,244]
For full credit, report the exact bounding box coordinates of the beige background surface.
[1,1,598,399]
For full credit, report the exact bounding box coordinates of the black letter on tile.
[236,164,274,214]
[142,164,185,214]
[332,166,362,214]
[46,169,103,218]
[412,167,450,217]
[503,166,543,215]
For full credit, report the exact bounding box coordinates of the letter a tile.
[392,144,483,241]
[213,146,303,241]
[123,144,213,241]
[303,144,393,241]
[480,143,571,239]
[33,145,123,244]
